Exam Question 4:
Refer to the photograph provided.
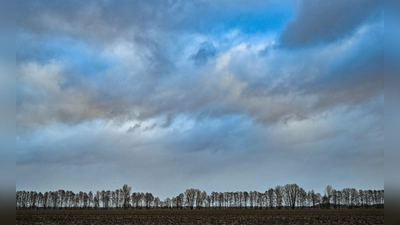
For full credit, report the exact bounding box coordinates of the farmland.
[17,208,384,225]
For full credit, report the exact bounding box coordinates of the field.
[17,208,383,225]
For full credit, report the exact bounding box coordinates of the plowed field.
[17,208,384,225]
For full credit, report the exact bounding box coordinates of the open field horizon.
[15,1,385,224]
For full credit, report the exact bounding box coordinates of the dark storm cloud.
[281,0,382,47]
[303,21,383,111]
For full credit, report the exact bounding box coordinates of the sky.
[16,0,384,199]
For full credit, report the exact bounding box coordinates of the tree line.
[16,184,384,210]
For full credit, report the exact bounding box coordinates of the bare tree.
[266,188,274,209]
[51,191,59,208]
[184,188,197,209]
[324,185,333,208]
[164,197,171,209]
[337,190,342,209]
[249,191,255,208]
[238,192,243,208]
[243,191,249,208]
[176,193,184,209]
[101,190,106,208]
[58,190,65,208]
[218,192,224,209]
[210,192,217,208]
[138,192,144,208]
[194,189,202,209]
[310,190,317,208]
[88,191,93,208]
[332,189,338,209]
[73,193,79,208]
[283,184,299,209]
[144,192,154,209]
[82,192,88,208]
[66,191,74,208]
[16,185,384,211]
[257,192,265,209]
[94,191,100,208]
[131,192,139,209]
[115,189,121,208]
[349,188,358,208]
[342,188,350,208]
[154,197,160,209]
[298,188,307,208]
[274,186,283,209]
[29,191,37,209]
[206,194,212,208]
[378,190,384,206]
[121,184,132,209]
[358,189,365,208]
[37,192,44,208]
[315,193,322,208]
[197,191,207,209]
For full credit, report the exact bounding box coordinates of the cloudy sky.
[16,0,383,198]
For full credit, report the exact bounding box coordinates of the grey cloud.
[305,23,383,111]
[280,0,382,47]
[17,0,289,45]
[17,0,177,39]
[16,106,383,198]
[126,122,160,133]
[16,1,209,43]
[189,42,217,66]
[127,123,141,132]
[144,123,158,131]
[133,35,176,78]
[258,44,275,57]
[16,0,383,133]
[17,26,383,134]
[244,20,382,124]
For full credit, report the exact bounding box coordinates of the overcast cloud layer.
[16,0,383,198]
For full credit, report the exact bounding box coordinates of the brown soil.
[16,208,384,225]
